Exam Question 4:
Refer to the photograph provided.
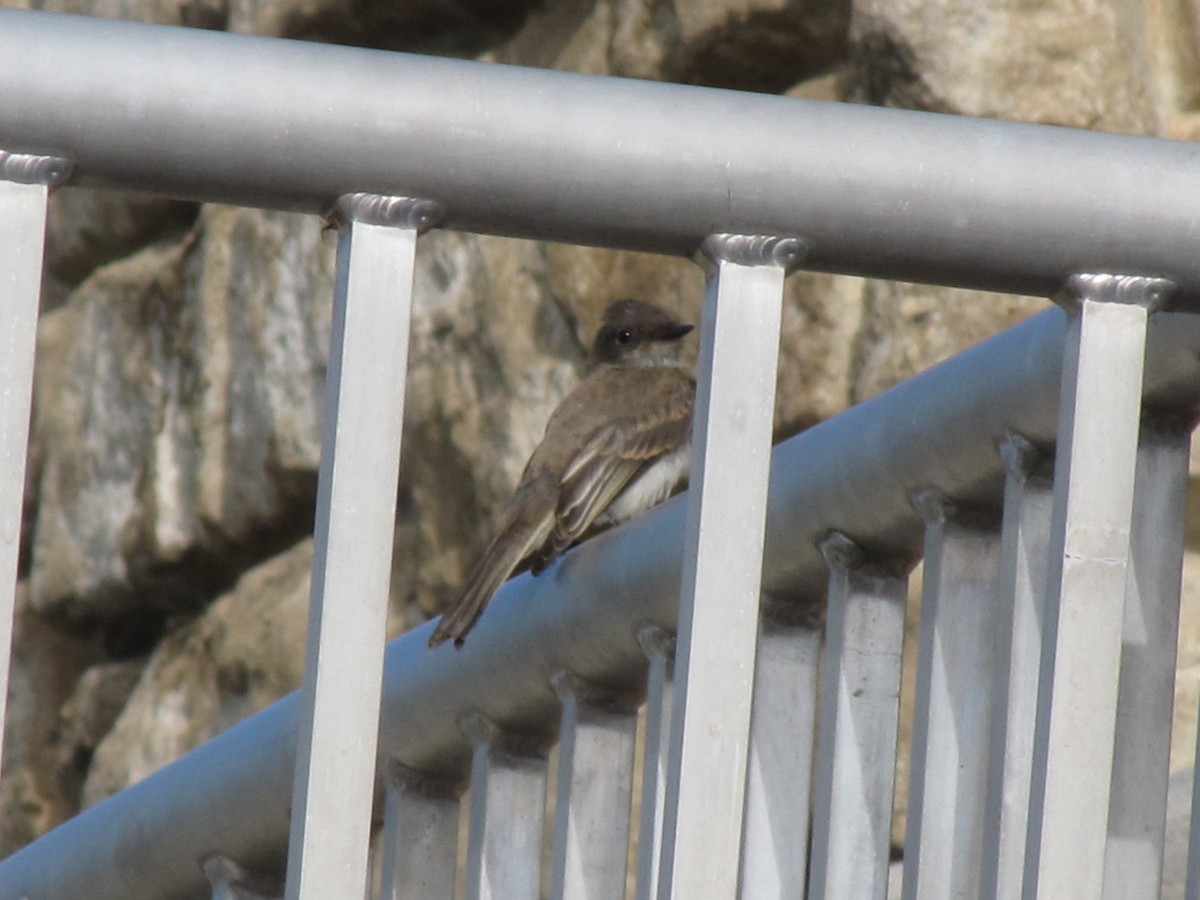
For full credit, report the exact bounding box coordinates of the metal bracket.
[698,232,807,271]
[1054,273,1174,316]
[637,624,676,661]
[460,711,550,761]
[202,854,281,900]
[819,531,866,572]
[551,670,642,715]
[327,192,444,231]
[998,432,1047,483]
[0,150,73,189]
[385,759,462,800]
[819,530,915,587]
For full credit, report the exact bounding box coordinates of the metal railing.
[1,9,1199,900]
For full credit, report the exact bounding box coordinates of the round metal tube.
[5,308,1200,899]
[4,10,1200,300]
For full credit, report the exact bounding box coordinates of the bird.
[428,298,696,649]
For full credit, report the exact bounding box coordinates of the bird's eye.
[616,329,632,344]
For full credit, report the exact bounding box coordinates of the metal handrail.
[3,9,1200,300]
[2,304,1199,899]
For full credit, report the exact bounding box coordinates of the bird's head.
[591,298,694,366]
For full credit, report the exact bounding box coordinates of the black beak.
[658,323,694,341]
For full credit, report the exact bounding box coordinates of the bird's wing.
[428,479,554,649]
[537,376,693,567]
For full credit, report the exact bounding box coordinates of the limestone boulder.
[489,0,849,88]
[0,583,102,855]
[30,206,334,620]
[81,538,314,805]
[673,0,849,91]
[226,0,537,55]
[845,0,1158,133]
[43,188,197,312]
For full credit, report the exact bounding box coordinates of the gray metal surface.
[285,200,429,900]
[1024,276,1166,900]
[0,152,69,782]
[980,438,1053,900]
[5,11,1200,303]
[1102,419,1190,900]
[6,306,1200,900]
[0,180,45,782]
[634,631,674,900]
[463,719,548,900]
[548,680,638,900]
[739,620,820,899]
[378,766,460,900]
[902,504,1003,900]
[659,241,789,900]
[808,538,907,900]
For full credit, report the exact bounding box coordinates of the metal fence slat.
[739,614,821,899]
[808,535,909,900]
[1023,274,1171,900]
[902,496,1003,900]
[549,675,638,900]
[0,152,70,779]
[379,764,461,900]
[285,196,441,900]
[658,233,799,900]
[463,715,548,900]
[635,628,675,900]
[1102,416,1191,900]
[981,436,1054,900]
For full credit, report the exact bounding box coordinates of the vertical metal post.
[980,435,1054,900]
[1188,707,1200,899]
[285,195,442,900]
[0,150,71,776]
[658,233,801,900]
[1102,415,1191,900]
[902,494,1003,900]
[378,763,461,900]
[548,674,639,900]
[738,606,821,899]
[462,714,549,900]
[1023,274,1171,900]
[635,627,675,900]
[808,534,909,900]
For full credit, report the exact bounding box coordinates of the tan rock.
[31,237,195,616]
[82,538,314,805]
[226,0,536,56]
[846,0,1159,134]
[491,0,848,89]
[0,583,102,855]
[34,0,226,27]
[58,659,146,779]
[848,281,1044,402]
[673,0,850,91]
[30,207,334,618]
[43,188,196,312]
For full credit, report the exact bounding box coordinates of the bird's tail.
[428,501,547,650]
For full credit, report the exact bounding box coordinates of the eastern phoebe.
[428,299,695,649]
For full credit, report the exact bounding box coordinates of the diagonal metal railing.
[2,9,1200,900]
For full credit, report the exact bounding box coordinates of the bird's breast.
[601,442,691,526]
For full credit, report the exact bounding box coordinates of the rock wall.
[3,0,1199,876]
